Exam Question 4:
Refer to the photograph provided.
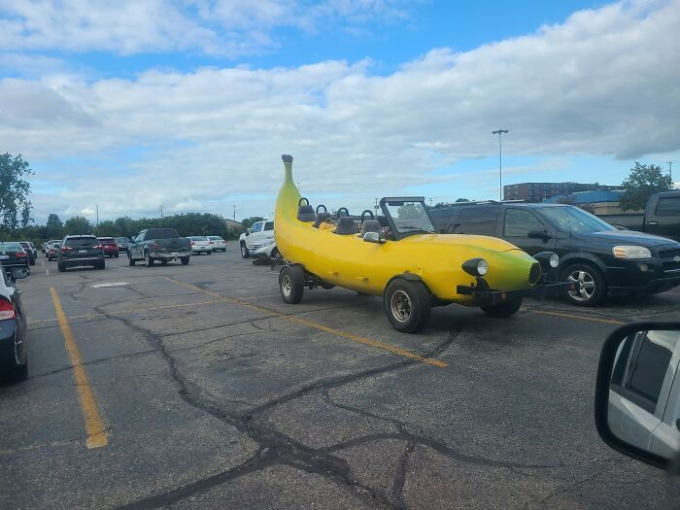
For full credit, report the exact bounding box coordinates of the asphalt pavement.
[1,242,679,509]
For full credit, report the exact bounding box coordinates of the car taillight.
[150,243,160,249]
[190,241,195,245]
[93,244,103,249]
[0,299,16,320]
[15,252,26,257]
[61,246,73,251]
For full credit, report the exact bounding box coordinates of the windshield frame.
[539,205,616,234]
[379,197,436,240]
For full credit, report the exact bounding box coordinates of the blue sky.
[0,0,677,223]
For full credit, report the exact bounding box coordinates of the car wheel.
[562,263,606,306]
[58,263,66,272]
[161,260,168,265]
[3,333,28,382]
[240,242,249,258]
[384,279,431,333]
[207,250,212,255]
[181,257,190,265]
[29,259,35,266]
[115,253,119,258]
[270,247,283,262]
[279,265,304,304]
[222,249,226,252]
[145,252,154,267]
[481,297,523,318]
[128,253,135,266]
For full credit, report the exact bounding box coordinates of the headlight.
[549,253,559,268]
[462,258,488,277]
[612,246,651,259]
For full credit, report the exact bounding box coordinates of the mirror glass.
[608,328,680,461]
[10,267,29,280]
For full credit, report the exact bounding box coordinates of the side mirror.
[10,267,29,280]
[527,229,552,240]
[245,229,250,236]
[595,322,680,470]
[363,232,385,244]
[613,224,629,231]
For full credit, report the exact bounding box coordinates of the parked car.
[252,239,280,261]
[430,201,680,306]
[595,322,680,470]
[0,243,30,271]
[0,264,29,381]
[207,236,227,252]
[115,237,131,252]
[240,221,274,258]
[43,240,62,255]
[187,236,212,255]
[97,237,119,258]
[46,241,61,261]
[58,235,105,272]
[18,242,36,266]
[596,191,680,241]
[128,228,192,266]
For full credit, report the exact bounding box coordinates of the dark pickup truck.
[430,202,680,306]
[596,191,680,242]
[128,228,191,267]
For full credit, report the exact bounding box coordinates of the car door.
[132,232,144,259]
[646,194,680,240]
[248,222,264,249]
[502,208,557,255]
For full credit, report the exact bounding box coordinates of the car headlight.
[462,258,488,277]
[612,246,651,259]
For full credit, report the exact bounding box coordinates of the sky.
[0,0,678,224]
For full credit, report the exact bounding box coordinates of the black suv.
[430,202,680,306]
[57,235,105,272]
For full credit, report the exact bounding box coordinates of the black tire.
[207,251,212,255]
[384,279,431,333]
[161,260,168,266]
[279,265,305,304]
[97,261,105,270]
[240,242,249,258]
[270,247,283,262]
[2,335,28,382]
[29,259,35,266]
[181,257,190,265]
[128,253,136,266]
[145,251,154,267]
[222,249,227,253]
[58,263,66,273]
[481,297,523,318]
[115,253,119,258]
[561,263,606,306]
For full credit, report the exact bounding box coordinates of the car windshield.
[383,200,435,235]
[540,207,616,234]
[0,242,24,253]
[208,236,222,241]
[190,236,207,241]
[115,238,128,243]
[65,237,98,248]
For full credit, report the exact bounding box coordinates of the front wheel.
[207,250,212,256]
[161,260,168,266]
[128,253,136,266]
[481,297,523,318]
[180,257,190,265]
[279,265,304,304]
[384,279,431,333]
[240,243,249,258]
[562,263,606,306]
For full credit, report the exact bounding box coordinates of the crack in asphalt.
[391,441,414,510]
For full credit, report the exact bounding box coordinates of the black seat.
[360,219,381,234]
[314,212,332,228]
[297,198,316,222]
[335,216,358,235]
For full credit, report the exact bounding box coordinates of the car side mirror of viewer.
[363,232,385,244]
[527,229,552,240]
[9,267,29,280]
[595,322,680,471]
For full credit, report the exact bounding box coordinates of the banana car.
[275,155,570,333]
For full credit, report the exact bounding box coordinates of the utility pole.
[429,198,433,208]
[492,129,509,200]
[96,204,99,227]
[233,205,237,221]
[160,205,163,218]
[667,161,673,181]
[374,198,379,214]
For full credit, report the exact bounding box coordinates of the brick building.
[503,182,619,202]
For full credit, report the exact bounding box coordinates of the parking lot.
[1,242,679,509]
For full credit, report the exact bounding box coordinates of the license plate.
[79,249,87,253]
[0,255,8,260]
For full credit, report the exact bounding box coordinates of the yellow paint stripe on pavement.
[168,278,447,368]
[50,288,108,449]
[527,309,624,325]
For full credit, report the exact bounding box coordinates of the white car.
[239,220,274,258]
[252,239,281,260]
[207,236,226,252]
[187,236,212,255]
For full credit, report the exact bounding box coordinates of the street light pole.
[492,129,509,200]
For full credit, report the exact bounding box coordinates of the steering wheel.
[316,204,327,214]
[361,210,374,222]
[298,197,310,206]
[337,207,350,218]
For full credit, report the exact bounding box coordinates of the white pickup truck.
[239,220,277,259]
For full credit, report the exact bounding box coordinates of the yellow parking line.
[527,309,624,325]
[167,278,447,368]
[50,288,108,449]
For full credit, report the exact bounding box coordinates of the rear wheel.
[97,261,105,270]
[145,252,154,267]
[240,242,249,258]
[181,257,190,265]
[384,279,431,333]
[115,253,119,258]
[562,263,606,306]
[161,260,168,266]
[481,297,523,318]
[58,263,66,272]
[279,265,304,304]
[207,250,212,255]
[3,334,27,382]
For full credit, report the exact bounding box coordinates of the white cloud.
[2,0,680,221]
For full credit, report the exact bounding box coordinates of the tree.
[63,216,93,235]
[46,214,64,238]
[619,162,673,211]
[20,202,32,228]
[0,153,33,230]
[241,216,266,229]
[455,198,470,203]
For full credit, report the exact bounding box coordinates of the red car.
[97,237,119,258]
